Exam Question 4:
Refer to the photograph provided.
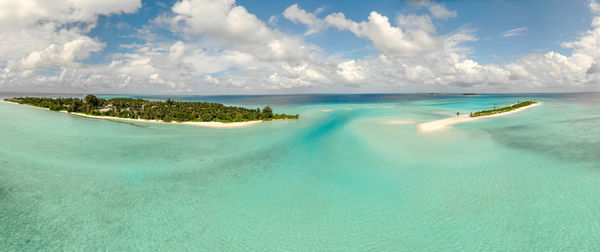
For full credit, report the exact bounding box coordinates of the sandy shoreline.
[417,102,541,132]
[2,100,51,110]
[2,100,38,106]
[2,100,264,128]
[62,111,264,128]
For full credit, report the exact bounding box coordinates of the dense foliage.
[5,95,299,123]
[470,101,537,117]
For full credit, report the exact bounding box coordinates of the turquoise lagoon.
[1,93,600,250]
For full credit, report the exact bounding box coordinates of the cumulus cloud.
[0,0,141,29]
[586,62,600,74]
[414,0,457,19]
[427,3,457,19]
[0,0,331,92]
[590,0,600,14]
[169,0,273,43]
[283,4,328,35]
[0,0,142,92]
[495,0,600,88]
[325,11,440,57]
[2,0,600,93]
[397,14,436,33]
[0,0,140,62]
[284,3,499,88]
[167,0,310,61]
[337,60,366,84]
[12,37,103,70]
[154,0,336,90]
[104,41,198,90]
[283,1,600,91]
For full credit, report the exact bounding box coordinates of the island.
[4,95,299,128]
[469,101,536,117]
[417,101,539,132]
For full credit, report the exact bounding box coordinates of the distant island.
[4,95,299,126]
[418,101,540,132]
[462,93,477,96]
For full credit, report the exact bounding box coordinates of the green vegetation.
[5,95,299,123]
[462,93,477,96]
[470,101,538,117]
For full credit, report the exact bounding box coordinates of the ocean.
[1,93,599,250]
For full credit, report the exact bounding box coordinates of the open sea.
[1,93,600,250]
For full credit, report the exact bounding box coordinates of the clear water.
[1,93,599,250]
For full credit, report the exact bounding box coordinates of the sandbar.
[417,102,540,132]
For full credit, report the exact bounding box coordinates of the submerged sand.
[417,102,541,132]
[385,120,414,125]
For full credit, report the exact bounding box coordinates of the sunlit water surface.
[1,93,599,250]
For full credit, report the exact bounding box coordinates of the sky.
[1,0,600,94]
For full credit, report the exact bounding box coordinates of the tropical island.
[4,95,299,127]
[418,101,540,132]
[469,101,537,117]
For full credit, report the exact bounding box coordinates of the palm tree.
[456,112,460,118]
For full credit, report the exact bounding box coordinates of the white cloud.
[154,0,335,90]
[587,62,600,74]
[397,14,436,33]
[325,11,440,57]
[414,0,457,19]
[0,0,143,92]
[337,60,366,84]
[170,0,273,43]
[502,27,528,38]
[427,3,457,19]
[0,0,141,29]
[0,0,140,62]
[267,62,331,88]
[2,0,600,93]
[590,0,600,14]
[267,15,279,26]
[283,4,328,35]
[14,37,105,70]
[283,2,600,91]
[167,0,310,61]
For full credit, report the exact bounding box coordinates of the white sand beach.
[2,100,51,110]
[417,102,541,132]
[61,111,264,128]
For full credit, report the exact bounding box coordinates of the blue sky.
[2,0,600,93]
[87,0,593,64]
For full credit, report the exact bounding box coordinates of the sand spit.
[417,102,541,132]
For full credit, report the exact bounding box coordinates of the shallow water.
[1,93,599,250]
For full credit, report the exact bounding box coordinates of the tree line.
[470,101,537,117]
[5,95,299,123]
